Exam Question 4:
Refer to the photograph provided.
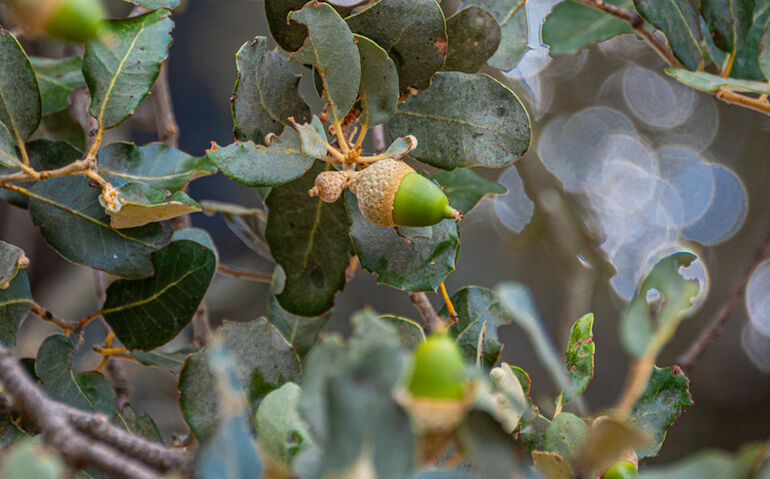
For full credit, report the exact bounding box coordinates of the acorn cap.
[349,158,414,227]
[308,170,349,203]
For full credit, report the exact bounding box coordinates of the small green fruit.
[408,331,467,400]
[601,460,638,479]
[350,158,459,227]
[8,0,105,43]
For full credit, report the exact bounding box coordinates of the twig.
[715,89,770,116]
[151,62,179,149]
[439,282,459,324]
[677,221,770,372]
[0,345,189,478]
[29,302,82,337]
[216,264,273,283]
[476,320,488,368]
[409,292,441,332]
[371,124,388,154]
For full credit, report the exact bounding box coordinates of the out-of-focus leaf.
[638,442,769,478]
[102,237,215,350]
[461,0,528,70]
[30,56,84,114]
[35,335,116,414]
[232,36,310,144]
[120,0,180,9]
[0,241,26,288]
[290,2,360,122]
[113,405,163,443]
[442,286,511,368]
[0,415,25,447]
[443,6,501,73]
[760,25,770,79]
[0,441,65,479]
[388,72,530,169]
[487,363,528,433]
[267,267,331,358]
[266,162,352,317]
[130,347,198,376]
[83,10,173,129]
[207,128,314,188]
[179,319,301,441]
[630,366,693,458]
[431,168,506,213]
[619,252,699,359]
[103,182,200,229]
[701,0,754,53]
[561,313,594,404]
[580,416,648,473]
[347,0,447,91]
[98,142,216,192]
[732,0,770,79]
[633,0,703,70]
[457,410,524,477]
[378,315,426,350]
[347,191,459,292]
[264,0,311,52]
[667,67,770,93]
[0,30,41,142]
[542,0,633,55]
[356,34,399,126]
[0,122,18,167]
[532,450,575,479]
[0,270,32,346]
[545,413,588,462]
[255,382,314,471]
[292,115,328,158]
[35,110,86,151]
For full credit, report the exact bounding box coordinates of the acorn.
[308,170,349,203]
[7,0,106,43]
[601,460,638,479]
[408,330,468,400]
[349,158,460,227]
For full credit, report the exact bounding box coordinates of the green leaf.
[630,366,693,458]
[232,36,311,144]
[542,0,634,55]
[441,287,511,368]
[356,34,399,126]
[292,115,329,158]
[545,412,588,462]
[35,335,116,414]
[382,135,418,159]
[264,0,311,52]
[667,67,770,93]
[443,6,501,73]
[0,30,42,143]
[461,0,528,70]
[266,162,352,317]
[457,410,524,477]
[35,110,86,152]
[102,238,215,350]
[113,405,163,443]
[760,25,770,79]
[347,0,447,91]
[431,168,506,213]
[701,0,754,53]
[29,56,84,114]
[255,382,314,470]
[98,142,216,192]
[130,347,197,375]
[290,2,360,123]
[562,313,595,404]
[732,0,770,79]
[120,0,180,9]
[83,10,174,129]
[0,241,26,288]
[207,128,314,188]
[0,122,18,168]
[619,252,700,359]
[347,191,459,292]
[0,441,65,479]
[388,72,530,169]
[268,267,331,358]
[638,443,769,479]
[0,270,32,347]
[179,319,301,440]
[378,315,426,350]
[103,182,200,229]
[29,176,169,279]
[633,0,703,70]
[0,415,25,447]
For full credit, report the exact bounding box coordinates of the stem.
[216,264,273,283]
[30,302,82,337]
[721,51,736,78]
[715,90,770,115]
[80,310,104,329]
[17,138,31,166]
[439,282,458,324]
[409,292,441,333]
[615,351,656,418]
[151,62,179,148]
[476,320,488,368]
[0,159,89,185]
[677,221,770,373]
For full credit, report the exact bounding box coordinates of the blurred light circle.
[589,136,658,214]
[653,146,716,228]
[746,259,770,336]
[605,228,679,300]
[681,164,747,245]
[623,66,695,129]
[650,93,719,152]
[493,166,535,233]
[741,322,770,373]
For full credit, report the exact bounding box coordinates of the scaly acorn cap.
[308,170,349,203]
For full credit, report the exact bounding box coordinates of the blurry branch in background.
[575,0,770,115]
[678,220,770,372]
[0,345,191,479]
[216,264,273,283]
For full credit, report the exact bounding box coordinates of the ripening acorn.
[408,330,467,400]
[349,158,461,227]
[7,0,106,43]
[308,170,349,203]
[601,460,638,479]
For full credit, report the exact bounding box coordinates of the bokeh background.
[1,0,769,465]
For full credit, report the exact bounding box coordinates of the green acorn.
[601,460,638,479]
[7,0,106,43]
[408,330,467,400]
[350,158,461,227]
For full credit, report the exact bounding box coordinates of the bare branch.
[152,62,179,149]
[409,292,441,333]
[216,264,273,283]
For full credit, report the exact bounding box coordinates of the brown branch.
[409,292,441,333]
[677,221,770,372]
[715,90,770,116]
[30,302,82,337]
[0,345,190,478]
[216,264,273,283]
[152,62,179,149]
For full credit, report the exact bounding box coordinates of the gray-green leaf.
[83,10,174,129]
[0,30,42,143]
[666,67,770,93]
[389,72,530,169]
[356,34,399,126]
[255,383,314,470]
[443,6,501,73]
[0,270,32,347]
[633,0,703,70]
[562,313,595,404]
[264,0,311,52]
[759,24,770,79]
[544,412,588,462]
[103,182,201,229]
[0,241,26,288]
[431,168,506,213]
[0,122,17,168]
[701,0,754,53]
[30,56,84,114]
[461,0,528,70]
[543,0,634,55]
[120,0,180,9]
[732,0,770,79]
[292,115,329,158]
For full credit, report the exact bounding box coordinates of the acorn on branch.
[349,158,461,227]
[6,0,106,43]
[308,170,350,203]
